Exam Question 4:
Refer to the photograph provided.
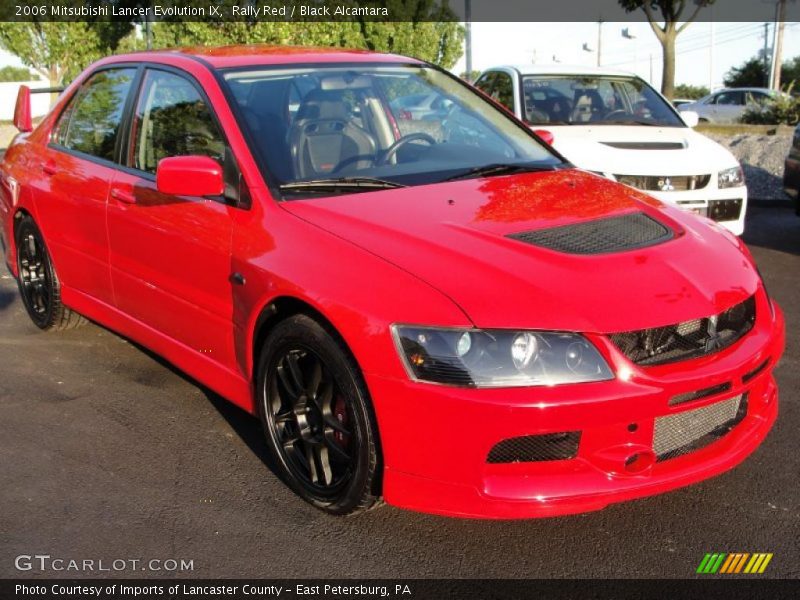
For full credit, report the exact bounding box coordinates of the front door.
[107,67,237,369]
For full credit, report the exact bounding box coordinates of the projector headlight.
[718,165,744,189]
[392,325,614,387]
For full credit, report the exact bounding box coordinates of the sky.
[1,21,799,90]
[454,21,800,91]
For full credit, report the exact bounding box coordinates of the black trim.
[669,382,733,407]
[742,359,770,384]
[487,431,581,464]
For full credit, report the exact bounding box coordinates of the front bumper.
[643,186,747,236]
[371,297,784,519]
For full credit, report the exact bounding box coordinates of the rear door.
[35,67,137,305]
[107,67,237,368]
[711,91,745,123]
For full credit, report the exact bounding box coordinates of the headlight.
[718,166,744,189]
[392,326,614,387]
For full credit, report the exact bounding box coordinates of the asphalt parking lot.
[0,203,798,579]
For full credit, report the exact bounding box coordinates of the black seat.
[288,89,376,179]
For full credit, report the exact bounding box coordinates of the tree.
[674,83,708,99]
[133,1,463,69]
[619,0,714,100]
[724,55,800,89]
[0,65,37,82]
[0,22,132,86]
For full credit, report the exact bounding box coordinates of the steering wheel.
[377,133,437,166]
[603,109,629,121]
[331,153,378,174]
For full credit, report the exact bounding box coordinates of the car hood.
[282,169,758,332]
[543,125,739,175]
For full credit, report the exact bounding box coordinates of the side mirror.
[532,128,555,145]
[156,156,224,197]
[14,85,32,132]
[679,110,699,128]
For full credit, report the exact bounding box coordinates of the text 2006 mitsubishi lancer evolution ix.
[0,46,784,518]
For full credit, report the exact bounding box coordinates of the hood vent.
[601,141,686,150]
[508,212,673,255]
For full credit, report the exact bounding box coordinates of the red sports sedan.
[0,46,784,519]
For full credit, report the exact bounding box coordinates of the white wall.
[0,81,54,121]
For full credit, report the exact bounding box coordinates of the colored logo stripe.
[698,553,773,574]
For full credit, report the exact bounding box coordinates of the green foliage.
[674,84,709,99]
[0,22,133,85]
[460,70,481,82]
[741,83,800,125]
[724,55,800,89]
[0,65,37,82]
[137,1,463,69]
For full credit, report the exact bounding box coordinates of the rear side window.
[492,72,515,112]
[130,70,225,174]
[53,68,137,161]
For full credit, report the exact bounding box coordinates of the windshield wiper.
[443,163,556,182]
[279,177,406,194]
[596,119,662,126]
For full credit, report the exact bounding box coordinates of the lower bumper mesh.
[654,394,748,461]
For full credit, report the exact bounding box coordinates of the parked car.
[681,87,784,124]
[671,98,695,109]
[389,92,454,121]
[1,47,784,519]
[475,65,749,234]
[784,122,800,215]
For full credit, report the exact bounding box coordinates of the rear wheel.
[14,216,85,331]
[257,314,381,515]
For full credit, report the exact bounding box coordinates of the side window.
[492,72,515,112]
[714,92,743,106]
[131,70,225,174]
[53,68,137,161]
[474,72,496,96]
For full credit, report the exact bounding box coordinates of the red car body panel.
[0,47,785,519]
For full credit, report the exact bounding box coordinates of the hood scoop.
[600,141,686,150]
[508,212,674,255]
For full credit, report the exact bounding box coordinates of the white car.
[475,65,748,235]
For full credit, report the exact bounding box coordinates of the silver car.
[682,88,782,124]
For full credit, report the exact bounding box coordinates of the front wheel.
[14,215,85,331]
[257,314,381,515]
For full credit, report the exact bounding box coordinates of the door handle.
[42,161,57,176]
[110,188,137,204]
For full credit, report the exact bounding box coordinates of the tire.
[256,314,381,515]
[14,215,86,331]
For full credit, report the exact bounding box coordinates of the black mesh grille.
[655,395,748,462]
[602,141,685,150]
[669,382,732,406]
[508,212,673,255]
[487,431,581,464]
[610,296,756,366]
[614,174,711,191]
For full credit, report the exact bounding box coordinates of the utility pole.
[597,20,603,67]
[763,22,771,87]
[622,27,637,76]
[464,0,472,81]
[771,0,787,90]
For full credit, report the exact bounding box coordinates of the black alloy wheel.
[258,314,381,515]
[14,215,85,331]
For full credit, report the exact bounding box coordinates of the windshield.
[521,75,684,127]
[222,64,563,197]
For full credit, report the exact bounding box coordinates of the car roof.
[484,64,639,78]
[109,44,420,70]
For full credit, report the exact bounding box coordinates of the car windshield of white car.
[521,75,684,128]
[222,64,565,198]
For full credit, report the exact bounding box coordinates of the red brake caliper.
[333,395,350,447]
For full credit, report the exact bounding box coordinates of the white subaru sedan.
[475,65,747,235]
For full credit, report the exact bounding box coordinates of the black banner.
[0,0,798,23]
[2,579,800,600]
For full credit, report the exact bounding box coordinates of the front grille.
[615,174,711,191]
[487,431,581,464]
[654,394,748,461]
[610,295,756,366]
[508,212,673,255]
